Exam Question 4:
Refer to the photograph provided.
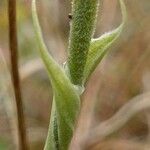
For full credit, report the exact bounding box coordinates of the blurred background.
[0,0,150,149]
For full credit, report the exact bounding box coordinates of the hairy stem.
[68,0,99,85]
[32,1,80,149]
[8,0,28,149]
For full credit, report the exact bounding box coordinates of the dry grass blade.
[0,49,18,148]
[20,59,43,81]
[81,92,150,149]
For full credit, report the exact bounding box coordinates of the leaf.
[32,0,80,149]
[83,0,127,83]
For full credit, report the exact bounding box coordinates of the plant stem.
[68,0,99,85]
[8,0,28,149]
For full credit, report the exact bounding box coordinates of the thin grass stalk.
[8,0,28,149]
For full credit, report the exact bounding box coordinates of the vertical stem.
[8,0,28,150]
[68,0,99,85]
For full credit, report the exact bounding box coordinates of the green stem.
[68,0,99,85]
[32,1,80,150]
[32,0,100,149]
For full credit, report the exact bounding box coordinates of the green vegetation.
[32,0,126,149]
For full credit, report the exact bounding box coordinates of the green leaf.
[32,0,80,149]
[83,0,127,83]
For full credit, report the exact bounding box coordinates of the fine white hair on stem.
[81,92,150,148]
